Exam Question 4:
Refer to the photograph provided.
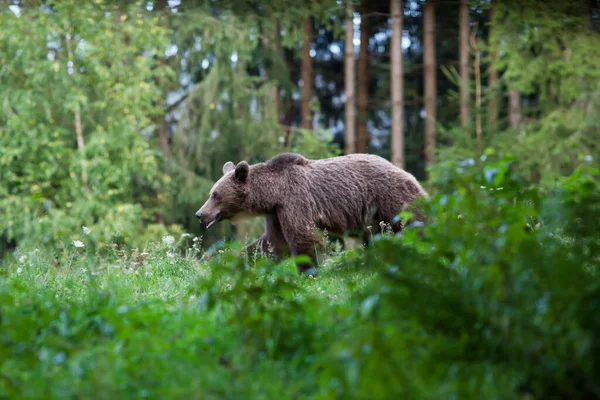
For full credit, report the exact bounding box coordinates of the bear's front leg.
[245,214,288,261]
[278,210,323,274]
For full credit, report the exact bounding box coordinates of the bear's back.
[309,153,426,198]
[311,153,400,178]
[265,152,423,198]
[266,153,310,172]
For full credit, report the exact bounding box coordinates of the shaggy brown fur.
[195,153,428,274]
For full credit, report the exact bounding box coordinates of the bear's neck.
[245,165,285,214]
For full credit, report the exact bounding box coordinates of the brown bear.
[195,152,428,274]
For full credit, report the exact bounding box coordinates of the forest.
[1,0,599,398]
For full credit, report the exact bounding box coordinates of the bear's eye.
[212,192,219,201]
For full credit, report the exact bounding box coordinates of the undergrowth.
[1,155,599,399]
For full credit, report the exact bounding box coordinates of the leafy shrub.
[318,156,600,399]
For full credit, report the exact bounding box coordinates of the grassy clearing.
[0,237,378,399]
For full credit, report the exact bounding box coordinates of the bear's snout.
[195,208,221,229]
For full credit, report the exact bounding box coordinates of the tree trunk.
[459,0,470,130]
[585,0,593,30]
[357,0,370,153]
[157,57,170,158]
[64,22,90,195]
[390,0,404,168]
[474,39,482,146]
[272,20,282,123]
[282,48,296,148]
[262,20,282,125]
[488,1,499,133]
[344,0,356,155]
[301,16,313,130]
[507,10,522,130]
[156,0,170,158]
[423,0,437,167]
[157,112,170,157]
[509,90,521,128]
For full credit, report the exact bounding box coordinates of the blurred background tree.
[1,0,599,256]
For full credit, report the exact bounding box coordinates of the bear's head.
[195,160,250,229]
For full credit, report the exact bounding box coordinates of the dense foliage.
[0,2,175,252]
[437,0,600,185]
[1,0,599,254]
[0,0,345,253]
[1,157,599,399]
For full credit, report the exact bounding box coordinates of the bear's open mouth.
[206,213,221,229]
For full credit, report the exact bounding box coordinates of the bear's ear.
[234,161,249,183]
[222,161,235,175]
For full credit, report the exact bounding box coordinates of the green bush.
[318,156,600,399]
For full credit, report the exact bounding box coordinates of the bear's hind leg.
[278,210,323,274]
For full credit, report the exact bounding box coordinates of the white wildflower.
[17,267,23,274]
[82,226,91,235]
[141,252,150,256]
[162,236,175,246]
[18,255,27,264]
[73,240,85,248]
[180,233,191,238]
[166,251,175,259]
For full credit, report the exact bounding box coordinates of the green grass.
[0,238,379,399]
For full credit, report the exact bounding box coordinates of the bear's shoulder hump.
[267,153,309,169]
